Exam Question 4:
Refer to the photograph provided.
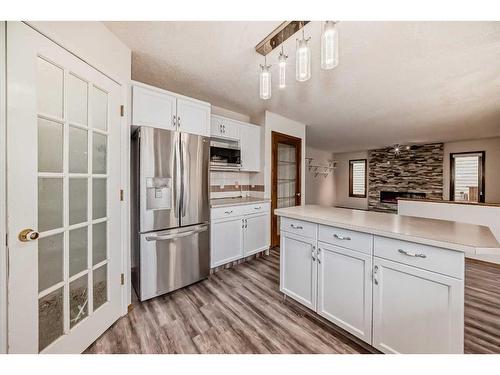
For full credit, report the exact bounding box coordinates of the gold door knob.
[18,229,39,242]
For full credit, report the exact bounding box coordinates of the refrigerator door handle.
[145,225,208,242]
[181,138,189,217]
[174,133,181,218]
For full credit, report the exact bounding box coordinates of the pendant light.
[259,56,272,100]
[321,21,339,70]
[296,29,311,82]
[278,46,288,89]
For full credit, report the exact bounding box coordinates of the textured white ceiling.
[104,21,500,152]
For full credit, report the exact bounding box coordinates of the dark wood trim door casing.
[450,151,486,203]
[348,159,367,198]
[271,131,302,247]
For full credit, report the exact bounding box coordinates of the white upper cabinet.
[372,257,463,354]
[132,85,177,130]
[240,123,261,172]
[210,115,240,140]
[176,97,210,136]
[132,82,210,136]
[210,115,261,172]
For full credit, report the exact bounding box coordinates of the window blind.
[351,161,366,196]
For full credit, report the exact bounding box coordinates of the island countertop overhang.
[275,205,500,255]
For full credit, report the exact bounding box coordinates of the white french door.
[7,22,122,353]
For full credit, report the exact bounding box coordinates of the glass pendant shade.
[321,21,339,70]
[259,63,272,100]
[278,51,287,89]
[296,34,311,82]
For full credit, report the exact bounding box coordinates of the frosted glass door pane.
[92,222,107,265]
[277,143,297,210]
[39,287,64,352]
[69,126,88,173]
[67,74,88,125]
[93,265,107,311]
[92,133,107,174]
[38,178,63,232]
[69,227,88,277]
[38,233,64,292]
[92,179,106,219]
[36,57,63,118]
[38,118,63,173]
[70,275,88,328]
[91,87,108,130]
[69,178,87,225]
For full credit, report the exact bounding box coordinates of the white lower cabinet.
[279,217,465,354]
[244,213,270,256]
[211,217,244,267]
[317,243,372,343]
[280,231,317,310]
[211,203,270,267]
[372,257,463,354]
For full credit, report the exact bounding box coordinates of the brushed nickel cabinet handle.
[373,265,379,285]
[334,234,351,241]
[224,210,233,214]
[290,224,303,230]
[398,249,427,258]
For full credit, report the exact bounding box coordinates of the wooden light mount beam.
[255,21,310,56]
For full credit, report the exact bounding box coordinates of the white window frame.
[349,159,367,198]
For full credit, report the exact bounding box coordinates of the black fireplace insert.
[380,191,426,204]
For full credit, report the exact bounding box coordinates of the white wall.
[333,150,369,210]
[443,137,500,203]
[212,105,251,123]
[305,147,335,206]
[260,111,306,203]
[0,21,7,354]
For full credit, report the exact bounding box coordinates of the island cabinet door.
[372,257,464,354]
[316,243,373,344]
[280,231,317,310]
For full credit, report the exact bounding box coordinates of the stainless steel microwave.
[210,138,241,170]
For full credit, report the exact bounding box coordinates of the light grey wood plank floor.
[85,249,371,354]
[85,250,500,354]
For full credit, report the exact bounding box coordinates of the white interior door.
[7,22,122,353]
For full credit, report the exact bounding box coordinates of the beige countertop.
[398,198,500,208]
[210,197,270,208]
[275,205,500,255]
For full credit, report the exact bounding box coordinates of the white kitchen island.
[274,205,500,354]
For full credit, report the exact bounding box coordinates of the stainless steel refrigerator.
[131,126,210,301]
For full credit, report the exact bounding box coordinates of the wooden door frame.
[271,131,302,247]
[450,151,486,203]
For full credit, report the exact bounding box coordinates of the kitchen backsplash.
[210,171,264,199]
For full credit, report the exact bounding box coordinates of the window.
[349,159,367,198]
[450,152,485,203]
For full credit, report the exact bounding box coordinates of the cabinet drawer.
[374,236,464,279]
[281,217,317,239]
[211,205,244,220]
[242,202,270,215]
[318,225,373,255]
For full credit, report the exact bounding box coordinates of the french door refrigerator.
[132,126,210,301]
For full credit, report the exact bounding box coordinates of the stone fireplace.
[368,143,444,212]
